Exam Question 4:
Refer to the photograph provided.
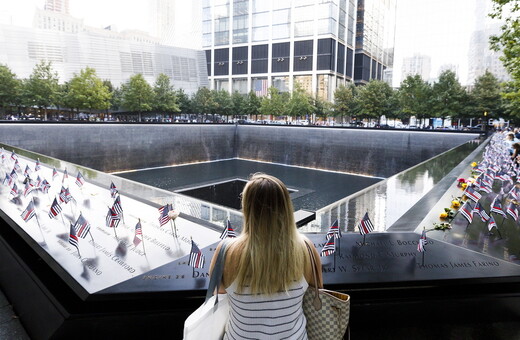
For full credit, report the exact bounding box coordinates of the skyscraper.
[401,54,431,82]
[203,0,395,101]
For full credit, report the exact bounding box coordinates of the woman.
[210,173,323,340]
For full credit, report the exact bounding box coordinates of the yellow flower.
[440,212,448,219]
[451,201,461,208]
[461,183,468,189]
[471,162,477,167]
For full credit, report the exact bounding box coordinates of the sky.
[0,0,504,86]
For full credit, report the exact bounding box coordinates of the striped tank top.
[223,277,309,340]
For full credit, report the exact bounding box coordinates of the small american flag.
[464,186,482,203]
[62,168,68,183]
[326,219,342,239]
[358,212,374,235]
[24,165,32,177]
[52,167,58,180]
[506,202,518,221]
[105,207,121,228]
[10,151,17,161]
[487,215,497,231]
[59,187,72,203]
[417,229,427,252]
[472,202,490,222]
[23,181,34,197]
[158,203,172,226]
[13,159,21,172]
[69,222,80,253]
[20,201,36,222]
[40,179,51,193]
[110,182,118,198]
[35,175,42,188]
[490,196,506,217]
[73,213,91,238]
[10,183,18,196]
[188,240,205,268]
[10,169,18,180]
[3,174,12,186]
[48,198,62,219]
[75,171,85,188]
[460,201,474,224]
[35,159,41,171]
[112,195,123,217]
[220,220,237,239]
[133,221,143,246]
[320,236,335,256]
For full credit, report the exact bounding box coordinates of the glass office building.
[203,0,395,100]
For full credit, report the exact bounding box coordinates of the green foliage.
[313,95,332,120]
[470,71,503,118]
[287,83,313,119]
[355,80,395,120]
[333,84,356,123]
[245,91,261,118]
[192,87,216,114]
[67,67,112,112]
[23,60,60,111]
[260,87,289,118]
[176,88,192,114]
[120,74,154,113]
[430,70,466,120]
[0,64,21,114]
[490,0,520,117]
[397,75,432,120]
[213,89,233,117]
[153,73,180,113]
[231,91,247,117]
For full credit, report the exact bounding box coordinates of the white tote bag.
[183,294,229,340]
[184,240,230,340]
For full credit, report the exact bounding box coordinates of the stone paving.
[0,290,30,340]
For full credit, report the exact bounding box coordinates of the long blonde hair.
[234,173,306,294]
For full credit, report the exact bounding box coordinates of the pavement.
[0,289,30,340]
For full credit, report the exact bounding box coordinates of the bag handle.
[305,240,322,311]
[205,239,229,304]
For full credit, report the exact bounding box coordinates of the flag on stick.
[158,203,172,226]
[10,169,18,180]
[112,195,123,217]
[506,202,518,221]
[24,165,31,177]
[52,167,58,180]
[62,168,68,183]
[75,171,85,187]
[321,236,336,256]
[110,182,118,198]
[3,174,12,186]
[40,179,51,193]
[105,207,121,228]
[220,220,237,239]
[69,222,80,255]
[73,213,91,239]
[188,240,205,268]
[487,215,498,231]
[20,201,36,222]
[464,186,482,203]
[358,212,374,235]
[473,202,490,222]
[490,196,507,217]
[326,219,342,239]
[48,198,62,219]
[13,160,21,172]
[417,229,427,252]
[133,220,143,247]
[35,159,41,172]
[460,201,474,224]
[10,151,17,161]
[10,183,18,196]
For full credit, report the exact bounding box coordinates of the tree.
[231,91,247,119]
[333,84,357,124]
[471,70,503,120]
[430,70,466,124]
[67,67,112,116]
[213,89,233,121]
[355,80,395,123]
[176,88,193,116]
[397,75,432,124]
[287,83,314,121]
[490,0,520,118]
[245,91,261,120]
[120,74,154,121]
[192,87,216,121]
[23,60,60,120]
[0,64,21,118]
[260,87,288,120]
[153,73,180,114]
[313,95,332,124]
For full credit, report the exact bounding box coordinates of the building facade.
[203,0,395,101]
[401,54,432,82]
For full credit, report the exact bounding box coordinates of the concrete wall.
[236,126,478,177]
[0,124,236,172]
[0,123,479,177]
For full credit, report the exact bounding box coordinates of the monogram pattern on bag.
[303,289,350,340]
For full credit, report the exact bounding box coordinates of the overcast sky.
[0,0,503,86]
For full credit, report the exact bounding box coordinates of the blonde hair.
[234,173,306,294]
